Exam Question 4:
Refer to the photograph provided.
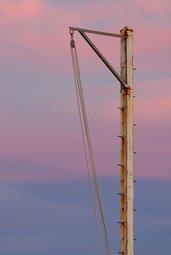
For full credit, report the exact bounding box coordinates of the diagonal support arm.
[79,31,128,89]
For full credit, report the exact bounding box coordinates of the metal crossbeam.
[70,26,121,38]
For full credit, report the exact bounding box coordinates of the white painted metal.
[69,26,121,37]
[120,27,134,255]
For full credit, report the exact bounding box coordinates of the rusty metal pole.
[120,27,134,255]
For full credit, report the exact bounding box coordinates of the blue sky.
[0,178,171,255]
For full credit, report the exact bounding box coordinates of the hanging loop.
[70,27,74,36]
[70,28,75,48]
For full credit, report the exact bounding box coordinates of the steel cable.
[70,38,112,255]
[71,47,103,255]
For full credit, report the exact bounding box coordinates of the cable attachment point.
[70,39,75,48]
[70,28,75,48]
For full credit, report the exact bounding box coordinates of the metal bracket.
[79,31,128,89]
[69,27,128,88]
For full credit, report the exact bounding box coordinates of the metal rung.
[118,107,125,110]
[118,163,124,166]
[118,135,124,138]
[117,192,124,196]
[118,221,126,224]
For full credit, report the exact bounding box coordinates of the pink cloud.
[102,78,171,126]
[134,80,171,121]
[0,0,170,71]
[105,0,171,17]
[1,0,42,21]
[135,25,171,57]
[136,0,171,16]
[0,0,170,182]
[0,0,83,69]
[136,95,171,124]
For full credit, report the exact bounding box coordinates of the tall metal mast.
[120,27,134,255]
[70,26,134,255]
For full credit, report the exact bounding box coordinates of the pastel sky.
[0,0,170,254]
